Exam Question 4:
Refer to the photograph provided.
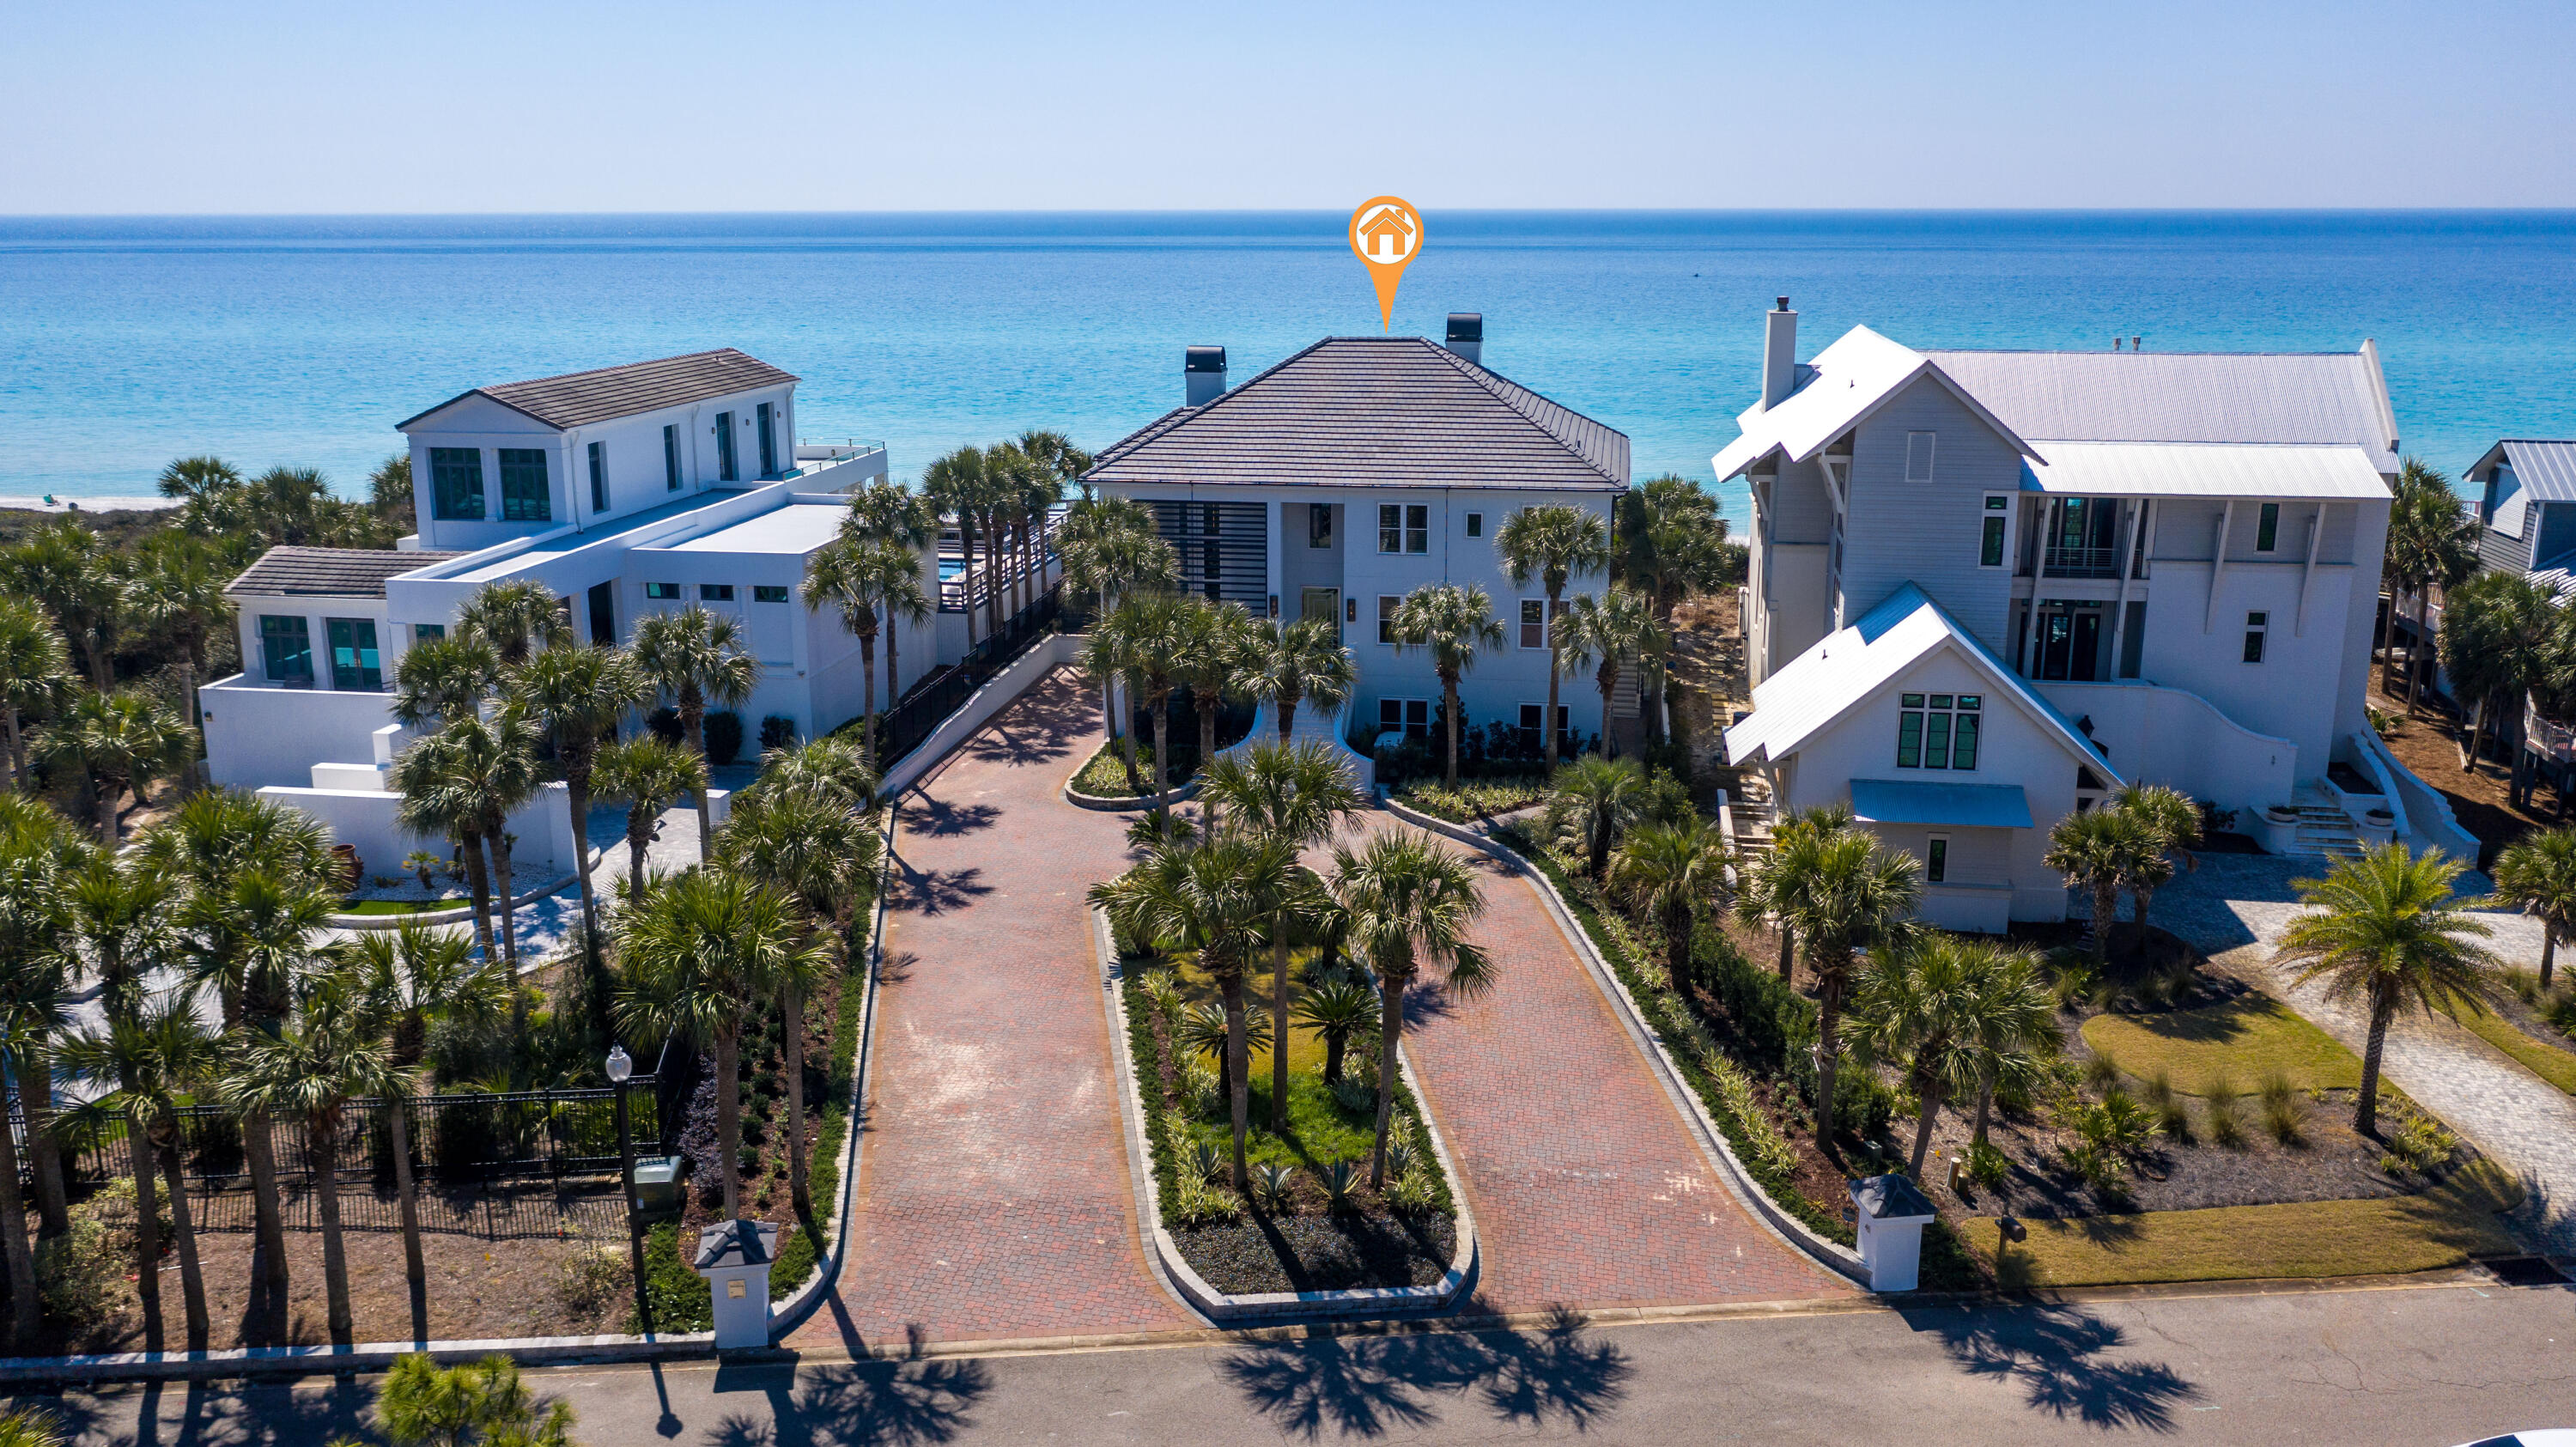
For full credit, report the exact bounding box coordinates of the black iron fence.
[938,507,1064,614]
[852,585,1064,768]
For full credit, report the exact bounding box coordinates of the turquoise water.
[4,211,2574,526]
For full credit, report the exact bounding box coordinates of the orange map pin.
[1348,197,1423,331]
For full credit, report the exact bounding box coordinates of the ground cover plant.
[1388,776,1547,824]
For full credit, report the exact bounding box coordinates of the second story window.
[1897,693,1981,770]
[413,623,444,642]
[1309,504,1334,549]
[1377,595,1399,644]
[664,424,683,491]
[715,411,738,483]
[326,618,382,691]
[429,447,483,521]
[756,402,778,478]
[260,615,312,685]
[2256,502,2281,552]
[2244,611,2269,663]
[645,582,681,600]
[1378,504,1428,554]
[588,441,610,513]
[1980,496,2009,568]
[754,585,790,604]
[1906,431,1937,483]
[701,584,735,602]
[1465,512,1484,538]
[496,448,551,523]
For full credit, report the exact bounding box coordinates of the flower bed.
[1388,776,1548,824]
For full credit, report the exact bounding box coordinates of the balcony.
[2041,544,2123,580]
[784,439,890,489]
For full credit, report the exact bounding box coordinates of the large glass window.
[700,584,735,602]
[1896,693,1981,769]
[587,441,610,513]
[1521,599,1546,649]
[715,412,738,482]
[496,448,551,522]
[259,615,313,684]
[429,447,483,520]
[325,617,382,690]
[1377,503,1428,554]
[2256,502,2281,552]
[1980,495,2009,567]
[663,424,683,491]
[1377,594,1400,645]
[756,401,778,477]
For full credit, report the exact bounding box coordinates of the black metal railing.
[939,507,1064,614]
[854,585,1064,768]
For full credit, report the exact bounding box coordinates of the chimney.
[1185,345,1227,407]
[1444,313,1484,365]
[1761,296,1798,410]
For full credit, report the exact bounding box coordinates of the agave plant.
[1250,1161,1298,1214]
[1320,1158,1361,1213]
[1188,1139,1227,1186]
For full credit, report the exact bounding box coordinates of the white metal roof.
[2020,441,2390,500]
[1710,326,2037,482]
[2466,440,2576,502]
[654,502,848,556]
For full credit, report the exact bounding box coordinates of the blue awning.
[1850,778,2033,830]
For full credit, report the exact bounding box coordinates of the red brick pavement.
[788,668,1194,1351]
[1349,816,1854,1313]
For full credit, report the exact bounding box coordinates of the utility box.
[693,1219,780,1349]
[630,1155,685,1214]
[1850,1173,1938,1292]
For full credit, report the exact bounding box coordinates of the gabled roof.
[2465,440,2576,502]
[1710,326,2037,482]
[398,349,797,432]
[225,546,460,599]
[2020,441,2390,501]
[1923,346,2400,474]
[1723,583,2118,788]
[1084,337,1629,492]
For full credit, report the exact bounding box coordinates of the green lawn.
[2456,1005,2576,1096]
[1959,1162,2523,1286]
[2081,995,2362,1094]
[339,897,461,916]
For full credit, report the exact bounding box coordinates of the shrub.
[704,710,744,766]
[2202,1073,2248,1146]
[1963,1140,2012,1192]
[646,706,684,745]
[1320,1159,1360,1213]
[1331,1075,1375,1115]
[634,1222,714,1332]
[2548,991,2576,1039]
[38,1181,135,1333]
[2379,1114,2458,1177]
[2084,1049,2123,1093]
[1250,1162,1297,1213]
[1690,929,1808,1076]
[1386,1169,1443,1215]
[556,1245,629,1322]
[1168,1170,1241,1227]
[1700,1047,1799,1178]
[2142,1069,2191,1142]
[759,714,797,751]
[2260,1070,2308,1146]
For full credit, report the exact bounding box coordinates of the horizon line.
[8,205,2576,221]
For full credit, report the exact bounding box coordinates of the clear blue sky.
[7,0,2573,212]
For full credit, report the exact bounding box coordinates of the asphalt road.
[18,1279,2576,1446]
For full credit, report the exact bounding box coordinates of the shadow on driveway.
[1218,1304,1632,1439]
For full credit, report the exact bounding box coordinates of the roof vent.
[1184,346,1227,407]
[1444,313,1484,365]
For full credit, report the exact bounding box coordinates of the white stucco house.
[1084,318,1635,756]
[1716,300,2470,929]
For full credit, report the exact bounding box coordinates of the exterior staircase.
[2289,785,2368,861]
[1218,697,1376,792]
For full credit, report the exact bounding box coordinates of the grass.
[2081,995,2363,1095]
[339,897,460,915]
[1072,739,1178,798]
[1960,1161,2524,1287]
[2456,1003,2576,1096]
[1389,777,1549,824]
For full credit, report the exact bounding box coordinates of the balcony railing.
[2041,544,2123,580]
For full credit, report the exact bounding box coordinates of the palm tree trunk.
[2407,591,2432,713]
[2543,929,2558,991]
[2461,695,2488,771]
[2357,991,2393,1139]
[1221,974,1249,1195]
[1118,687,1144,794]
[2092,879,2119,962]
[858,633,878,769]
[884,599,903,707]
[157,1133,207,1349]
[986,511,1005,640]
[3,706,21,790]
[1544,587,1564,769]
[459,830,498,963]
[1277,685,1297,741]
[1443,678,1462,791]
[1148,696,1172,819]
[0,1085,34,1347]
[568,767,601,945]
[1597,668,1619,761]
[491,828,521,988]
[684,697,714,861]
[90,772,116,847]
[1269,932,1292,1134]
[626,816,652,896]
[312,1112,353,1348]
[387,1097,427,1341]
[1814,960,1848,1150]
[1323,1029,1346,1085]
[242,1112,290,1344]
[1908,1076,1947,1179]
[1972,1066,1996,1150]
[20,1043,67,1237]
[1776,925,1795,983]
[131,1108,164,1353]
[715,1024,744,1219]
[1370,971,1406,1189]
[784,982,810,1220]
[1198,690,1221,836]
[960,518,979,649]
[1662,899,1692,992]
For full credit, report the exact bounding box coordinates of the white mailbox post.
[693,1219,781,1349]
[1850,1173,1938,1292]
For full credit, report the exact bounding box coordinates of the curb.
[1060,745,1198,812]
[1377,795,1873,1290]
[0,1331,716,1387]
[1091,906,1480,1323]
[329,872,578,930]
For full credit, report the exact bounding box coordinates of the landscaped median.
[1063,739,1195,812]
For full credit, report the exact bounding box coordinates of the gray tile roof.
[1085,337,1630,492]
[1921,348,2401,474]
[398,349,798,432]
[225,546,459,599]
[2480,440,2576,503]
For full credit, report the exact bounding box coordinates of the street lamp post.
[608,1044,650,1332]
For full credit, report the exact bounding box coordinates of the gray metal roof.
[1921,347,2400,474]
[398,349,798,432]
[2470,440,2576,502]
[225,546,459,599]
[693,1219,780,1270]
[1850,1173,1937,1221]
[1085,337,1630,492]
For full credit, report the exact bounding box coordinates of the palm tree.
[1958,944,2057,1150]
[1059,502,1178,749]
[1847,935,1985,1179]
[55,1004,224,1351]
[0,599,71,789]
[2114,783,2202,939]
[1292,971,1376,1084]
[1554,586,1663,759]
[1173,599,1258,831]
[1330,830,1492,1186]
[1495,505,1611,769]
[592,737,706,891]
[0,852,73,1343]
[510,644,650,977]
[64,844,174,1020]
[923,446,993,647]
[1765,824,1921,1148]
[4,517,124,692]
[1617,476,1735,739]
[2045,806,2144,963]
[2275,845,2498,1135]
[457,580,574,666]
[156,454,244,506]
[1013,428,1091,596]
[1737,802,1856,982]
[1097,593,1189,815]
[1200,740,1367,1128]
[392,635,502,729]
[617,868,825,1218]
[2494,826,2576,988]
[805,535,927,766]
[1077,623,1149,795]
[1553,755,1645,880]
[2439,569,2567,806]
[1242,616,1358,743]
[1612,815,1733,991]
[714,787,881,1218]
[127,538,233,786]
[394,711,545,976]
[751,736,879,812]
[33,690,191,844]
[223,970,402,1348]
[633,605,762,859]
[2382,459,2479,711]
[1388,583,1507,790]
[373,1353,576,1447]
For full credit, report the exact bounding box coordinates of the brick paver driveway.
[789,668,1194,1352]
[1345,815,1854,1315]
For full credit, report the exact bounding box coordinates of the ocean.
[4,210,2575,527]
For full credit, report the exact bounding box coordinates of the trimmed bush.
[705,710,745,766]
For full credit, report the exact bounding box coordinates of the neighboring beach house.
[1716,300,2467,929]
[1083,321,1632,754]
[2463,439,2576,784]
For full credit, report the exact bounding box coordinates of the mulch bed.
[1174,1212,1456,1294]
[2368,682,2562,861]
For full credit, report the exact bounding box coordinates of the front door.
[1300,587,1339,626]
[2034,604,2103,681]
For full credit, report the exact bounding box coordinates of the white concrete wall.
[2039,679,2299,827]
[202,674,415,791]
[2129,559,2353,775]
[255,779,580,885]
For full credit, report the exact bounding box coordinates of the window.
[1518,703,1568,749]
[2244,611,2269,664]
[413,623,445,642]
[1980,495,2009,568]
[429,447,483,521]
[587,441,609,513]
[645,582,682,600]
[1377,595,1400,645]
[1379,698,1431,739]
[587,581,616,646]
[1309,503,1334,549]
[496,448,551,523]
[2256,502,2280,552]
[325,617,381,691]
[756,401,778,478]
[1906,431,1937,483]
[715,411,738,483]
[1377,503,1428,554]
[700,584,735,602]
[664,424,683,491]
[1521,599,1546,649]
[1896,692,1981,770]
[1926,836,1949,885]
[754,585,791,604]
[259,615,313,684]
[1465,512,1483,538]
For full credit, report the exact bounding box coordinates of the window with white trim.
[2256,502,2281,552]
[1979,495,2009,568]
[1377,503,1429,554]
[1377,595,1400,645]
[1896,692,1982,770]
[644,582,681,600]
[2243,611,2269,664]
[1379,697,1431,739]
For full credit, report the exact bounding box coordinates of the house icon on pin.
[1358,206,1415,262]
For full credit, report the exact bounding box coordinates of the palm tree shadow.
[890,860,993,917]
[1218,1305,1631,1439]
[900,799,1002,838]
[1402,978,1460,1029]
[704,1327,992,1447]
[1903,1298,2201,1431]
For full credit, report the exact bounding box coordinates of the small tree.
[592,737,707,892]
[1611,815,1733,992]
[633,605,762,860]
[1555,587,1664,760]
[2494,826,2576,988]
[1764,825,1921,1148]
[1495,505,1611,769]
[1388,584,1506,791]
[1331,830,1492,1186]
[2044,806,2142,963]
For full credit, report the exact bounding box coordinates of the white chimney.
[1185,346,1227,407]
[1761,297,1798,410]
[1445,313,1483,365]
